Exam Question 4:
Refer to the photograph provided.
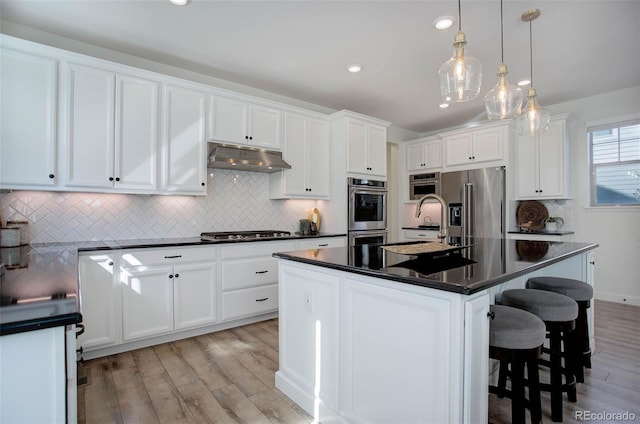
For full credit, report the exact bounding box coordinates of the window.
[588,119,640,206]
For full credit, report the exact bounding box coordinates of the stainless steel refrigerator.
[440,166,505,239]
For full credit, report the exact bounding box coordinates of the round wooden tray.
[516,200,549,230]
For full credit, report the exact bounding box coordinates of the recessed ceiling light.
[439,103,450,109]
[434,16,454,30]
[347,64,362,73]
[169,0,190,5]
[518,79,531,86]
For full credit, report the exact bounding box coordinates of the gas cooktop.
[200,230,291,241]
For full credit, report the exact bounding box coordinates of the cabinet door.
[121,266,174,341]
[211,95,248,144]
[114,74,160,191]
[280,113,308,195]
[444,133,473,166]
[0,48,57,187]
[64,63,115,188]
[347,120,368,174]
[424,139,443,169]
[174,262,217,330]
[77,253,119,350]
[537,120,566,197]
[367,124,387,177]
[249,104,282,150]
[515,132,539,198]
[163,84,207,194]
[471,127,503,163]
[306,117,330,196]
[406,143,425,171]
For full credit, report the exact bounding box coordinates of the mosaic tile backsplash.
[0,169,318,244]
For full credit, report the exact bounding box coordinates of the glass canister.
[6,220,28,245]
[0,227,21,247]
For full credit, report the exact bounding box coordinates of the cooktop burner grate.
[200,230,291,241]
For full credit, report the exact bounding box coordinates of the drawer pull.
[255,270,269,274]
[164,255,182,259]
[318,243,329,247]
[255,297,269,302]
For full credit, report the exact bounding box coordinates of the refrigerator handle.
[463,183,474,239]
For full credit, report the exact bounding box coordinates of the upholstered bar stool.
[499,289,579,422]
[527,277,594,382]
[489,304,546,424]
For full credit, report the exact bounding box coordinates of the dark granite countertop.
[273,237,598,295]
[507,229,575,236]
[0,233,345,335]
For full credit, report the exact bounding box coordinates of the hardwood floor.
[78,300,639,423]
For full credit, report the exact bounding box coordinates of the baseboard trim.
[595,291,640,307]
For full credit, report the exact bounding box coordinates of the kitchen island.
[273,238,598,424]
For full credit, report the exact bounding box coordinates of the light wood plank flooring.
[78,300,639,423]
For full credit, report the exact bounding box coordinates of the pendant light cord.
[458,0,462,31]
[529,18,534,87]
[500,0,504,62]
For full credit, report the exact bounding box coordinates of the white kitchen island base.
[275,242,595,424]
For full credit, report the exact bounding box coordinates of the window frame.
[588,118,640,207]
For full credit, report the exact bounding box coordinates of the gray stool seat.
[527,277,593,302]
[500,289,578,322]
[489,305,545,424]
[490,304,546,350]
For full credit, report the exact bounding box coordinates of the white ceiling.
[1,0,639,134]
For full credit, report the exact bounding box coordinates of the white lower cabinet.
[174,262,218,330]
[276,260,491,424]
[221,240,297,321]
[77,253,119,350]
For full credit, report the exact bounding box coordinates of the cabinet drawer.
[222,257,278,291]
[221,240,297,260]
[222,284,278,321]
[297,237,346,249]
[121,246,216,266]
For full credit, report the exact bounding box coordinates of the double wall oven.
[348,178,387,247]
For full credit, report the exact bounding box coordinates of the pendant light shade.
[485,0,523,119]
[517,9,550,135]
[438,0,482,102]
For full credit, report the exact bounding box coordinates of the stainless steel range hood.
[207,142,291,173]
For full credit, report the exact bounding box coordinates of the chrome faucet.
[415,194,448,240]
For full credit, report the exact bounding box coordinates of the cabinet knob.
[245,135,249,140]
[108,261,114,266]
[169,274,174,279]
[174,273,179,278]
[115,177,120,182]
[249,136,253,140]
[201,182,205,186]
[487,311,495,320]
[48,174,55,179]
[109,177,114,181]
[590,260,595,265]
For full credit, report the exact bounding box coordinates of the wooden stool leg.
[549,330,564,422]
[511,357,526,424]
[527,357,542,424]
[497,360,509,398]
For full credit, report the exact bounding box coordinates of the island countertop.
[273,237,598,295]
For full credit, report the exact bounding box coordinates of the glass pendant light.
[517,9,550,135]
[485,0,523,119]
[438,0,482,102]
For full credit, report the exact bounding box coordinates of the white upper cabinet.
[0,46,58,188]
[442,124,506,169]
[270,112,330,199]
[515,116,570,199]
[162,84,208,194]
[347,119,388,178]
[63,63,160,192]
[406,137,443,172]
[211,96,282,150]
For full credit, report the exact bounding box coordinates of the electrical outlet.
[304,291,312,312]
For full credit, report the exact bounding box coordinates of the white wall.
[547,86,640,305]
